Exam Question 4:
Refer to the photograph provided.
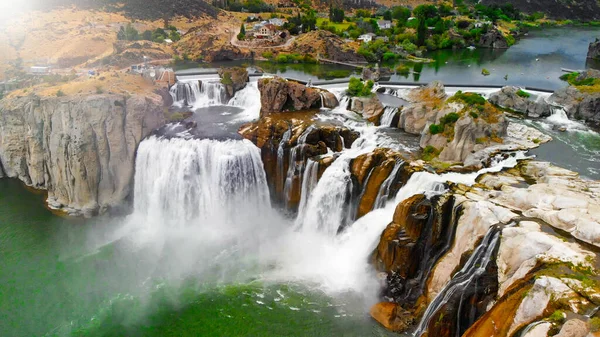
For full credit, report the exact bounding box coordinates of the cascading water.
[170,80,228,108]
[170,80,201,106]
[380,107,399,127]
[296,157,353,236]
[132,136,271,227]
[373,159,404,209]
[412,225,501,337]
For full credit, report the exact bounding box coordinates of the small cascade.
[228,82,261,119]
[380,107,399,127]
[169,80,228,107]
[295,159,319,227]
[413,225,501,337]
[296,157,353,236]
[170,80,201,106]
[133,136,270,226]
[373,160,404,209]
[283,126,317,208]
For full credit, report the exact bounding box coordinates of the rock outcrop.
[588,38,600,60]
[350,148,408,218]
[549,85,600,127]
[371,160,600,337]
[397,81,447,134]
[488,86,551,118]
[479,29,509,49]
[258,77,338,116]
[285,30,367,63]
[239,117,358,210]
[0,93,167,216]
[349,95,385,124]
[217,67,249,98]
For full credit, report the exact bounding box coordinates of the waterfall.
[296,157,353,236]
[295,159,319,227]
[170,80,201,106]
[169,80,228,108]
[283,126,316,208]
[132,136,271,226]
[412,226,501,337]
[380,107,399,127]
[228,82,261,119]
[373,159,404,209]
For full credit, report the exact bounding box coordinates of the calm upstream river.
[181,26,600,90]
[1,26,600,337]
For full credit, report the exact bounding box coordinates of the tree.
[392,6,411,26]
[141,30,152,41]
[125,23,139,41]
[117,26,126,40]
[416,17,427,46]
[329,6,344,23]
[383,10,392,21]
[240,24,246,35]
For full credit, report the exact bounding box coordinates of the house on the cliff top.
[255,24,278,39]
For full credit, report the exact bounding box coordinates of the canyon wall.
[0,93,166,216]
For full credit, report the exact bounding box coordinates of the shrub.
[396,64,410,75]
[422,145,440,161]
[470,111,479,118]
[548,310,565,323]
[56,90,65,97]
[261,51,273,59]
[516,89,531,98]
[221,72,233,85]
[440,112,460,125]
[451,91,486,106]
[276,54,289,63]
[481,68,490,76]
[590,317,600,332]
[429,123,444,134]
[347,77,374,97]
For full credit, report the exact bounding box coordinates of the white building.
[358,33,376,43]
[377,20,392,30]
[474,21,492,28]
[269,18,287,27]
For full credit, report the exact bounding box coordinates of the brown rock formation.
[478,29,508,49]
[284,30,366,63]
[349,95,385,124]
[239,117,358,210]
[350,148,406,218]
[258,77,338,116]
[218,67,249,98]
[370,302,414,332]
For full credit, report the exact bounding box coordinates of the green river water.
[0,179,393,337]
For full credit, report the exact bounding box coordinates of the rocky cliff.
[218,67,249,99]
[488,86,551,118]
[371,160,600,336]
[0,93,166,216]
[550,84,600,127]
[588,39,600,60]
[258,77,338,116]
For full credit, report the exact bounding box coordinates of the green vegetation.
[560,72,600,86]
[329,6,344,23]
[516,89,531,98]
[589,317,600,332]
[429,112,460,135]
[238,24,246,40]
[227,0,274,13]
[422,145,440,161]
[119,24,181,43]
[450,91,486,106]
[56,90,65,97]
[548,310,565,323]
[395,64,410,76]
[221,73,233,85]
[347,78,374,97]
[95,86,104,94]
[470,111,479,119]
[270,53,317,64]
[481,68,490,76]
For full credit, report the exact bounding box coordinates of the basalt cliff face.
[0,93,166,216]
[371,160,600,336]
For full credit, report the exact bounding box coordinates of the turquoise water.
[0,179,393,337]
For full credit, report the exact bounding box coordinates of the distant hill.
[24,0,219,19]
[482,0,600,21]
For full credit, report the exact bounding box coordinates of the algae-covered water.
[0,179,394,337]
